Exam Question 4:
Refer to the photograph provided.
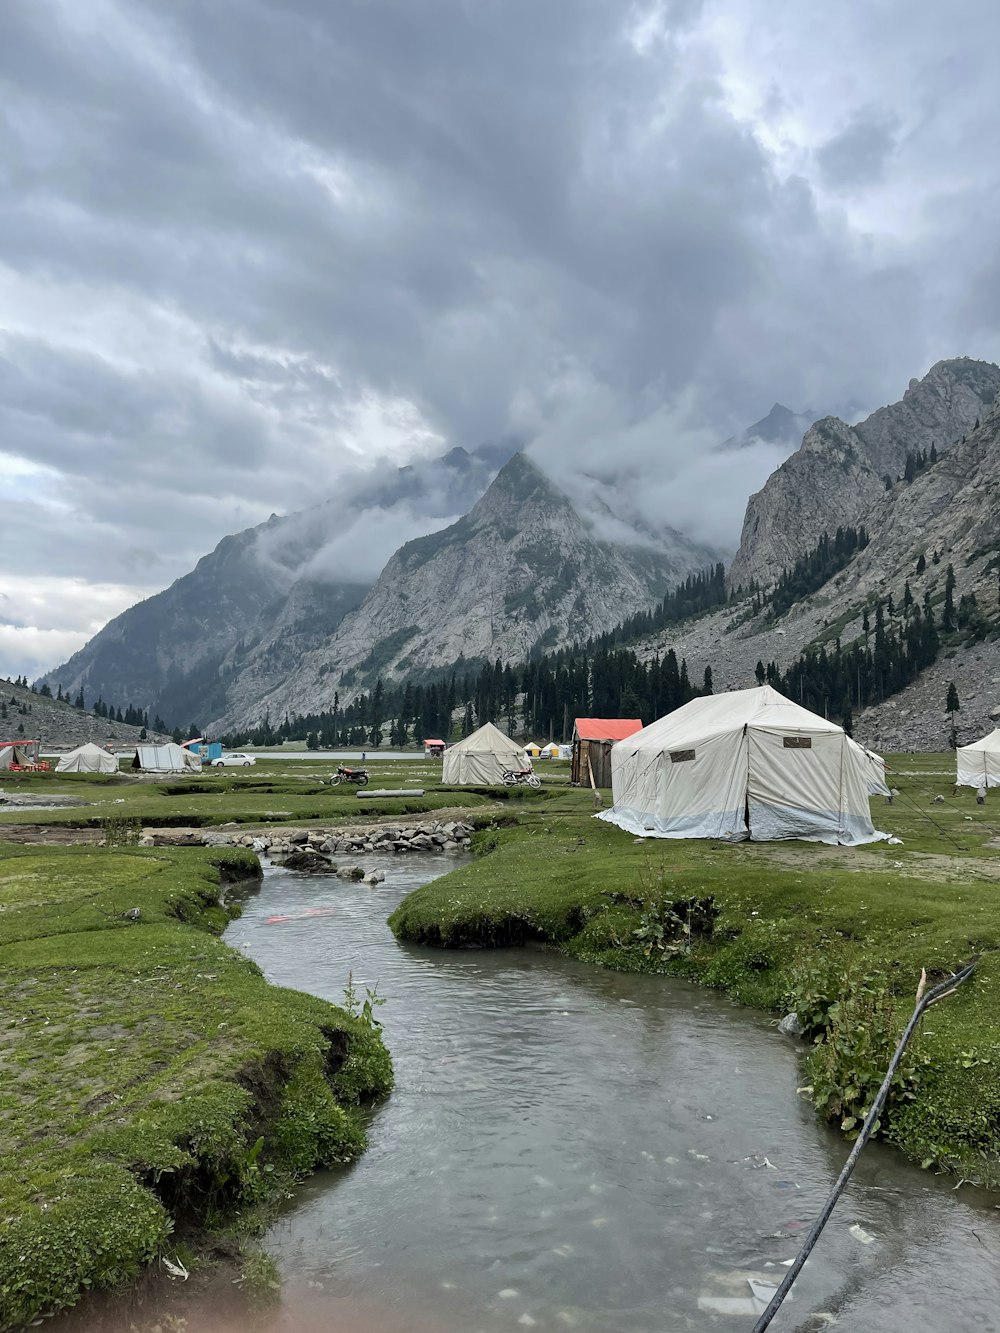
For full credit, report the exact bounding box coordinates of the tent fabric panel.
[747,727,882,845]
[957,730,1000,788]
[596,804,748,840]
[605,729,749,839]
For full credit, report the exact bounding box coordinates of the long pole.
[750,961,977,1332]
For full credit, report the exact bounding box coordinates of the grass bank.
[390,756,1000,1182]
[0,842,392,1330]
[0,765,490,829]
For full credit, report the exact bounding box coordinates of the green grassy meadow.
[3,749,1000,1322]
[0,841,392,1330]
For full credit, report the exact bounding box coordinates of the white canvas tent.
[131,743,202,774]
[598,684,886,845]
[956,728,1000,789]
[56,742,118,774]
[442,722,528,785]
[0,744,31,770]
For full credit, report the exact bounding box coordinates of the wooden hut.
[571,718,643,789]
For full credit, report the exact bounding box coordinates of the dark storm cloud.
[815,106,900,189]
[2,0,1000,678]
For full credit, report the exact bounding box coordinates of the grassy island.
[0,841,392,1330]
[390,754,1000,1184]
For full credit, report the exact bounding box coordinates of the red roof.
[423,739,446,746]
[574,718,643,742]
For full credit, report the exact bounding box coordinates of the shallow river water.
[209,854,1000,1333]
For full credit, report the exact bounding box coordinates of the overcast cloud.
[3,0,1000,678]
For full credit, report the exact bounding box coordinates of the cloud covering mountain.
[4,0,1000,677]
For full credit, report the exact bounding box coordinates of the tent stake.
[749,960,977,1332]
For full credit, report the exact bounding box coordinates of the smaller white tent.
[957,728,1000,789]
[443,722,528,785]
[56,742,118,774]
[132,743,202,774]
[0,744,31,770]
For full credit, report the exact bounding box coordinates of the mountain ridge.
[207,453,718,731]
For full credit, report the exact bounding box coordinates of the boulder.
[287,829,309,845]
[337,865,365,880]
[283,848,333,874]
[778,1012,805,1038]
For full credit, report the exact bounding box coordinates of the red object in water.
[264,915,291,924]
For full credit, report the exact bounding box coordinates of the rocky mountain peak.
[721,403,819,451]
[729,357,1000,590]
[469,452,579,526]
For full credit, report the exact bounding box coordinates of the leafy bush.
[789,962,927,1138]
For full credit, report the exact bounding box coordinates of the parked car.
[212,752,256,767]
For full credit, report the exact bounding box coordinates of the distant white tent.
[131,743,202,774]
[442,723,528,785]
[56,742,118,774]
[539,742,561,759]
[599,684,886,845]
[523,741,542,757]
[0,744,31,770]
[956,728,1000,789]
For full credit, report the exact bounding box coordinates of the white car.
[212,752,256,767]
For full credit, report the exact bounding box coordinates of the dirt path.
[744,842,1000,882]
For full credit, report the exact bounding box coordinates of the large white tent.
[131,743,202,774]
[56,742,118,774]
[598,684,887,845]
[956,728,1000,789]
[442,722,528,785]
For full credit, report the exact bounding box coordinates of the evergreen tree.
[755,660,766,685]
[702,665,713,695]
[915,552,926,575]
[840,696,853,737]
[369,678,385,747]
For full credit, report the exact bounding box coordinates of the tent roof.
[423,738,446,746]
[620,685,845,752]
[63,742,113,757]
[447,722,524,755]
[958,728,1000,754]
[575,718,643,742]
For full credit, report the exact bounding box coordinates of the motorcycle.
[329,765,370,786]
[502,767,541,789]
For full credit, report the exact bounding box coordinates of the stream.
[209,853,1000,1331]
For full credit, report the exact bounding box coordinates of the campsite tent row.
[525,741,572,759]
[598,684,889,846]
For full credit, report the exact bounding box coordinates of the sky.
[3,0,1000,679]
